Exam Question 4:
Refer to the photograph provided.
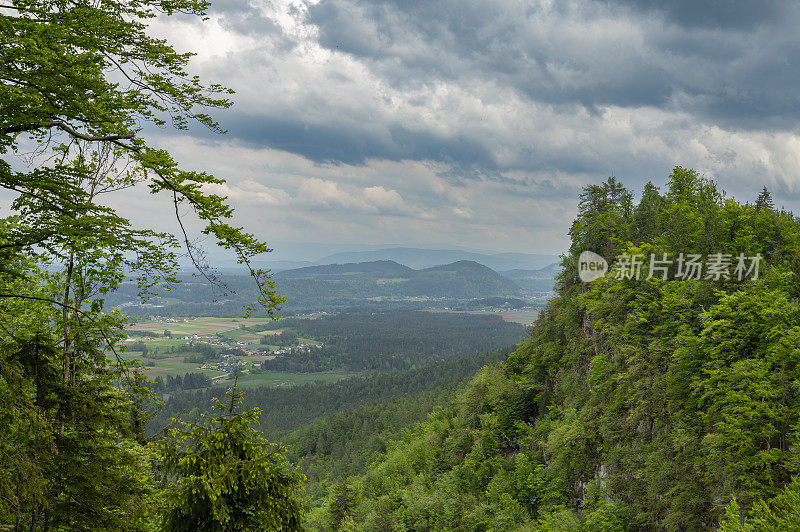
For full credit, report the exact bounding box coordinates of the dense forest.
[150,349,515,512]
[149,348,512,437]
[296,168,800,530]
[249,310,525,372]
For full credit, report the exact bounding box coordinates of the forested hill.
[276,260,414,278]
[275,259,522,301]
[311,168,800,530]
[108,259,538,316]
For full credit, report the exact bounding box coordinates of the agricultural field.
[121,354,220,378]
[117,316,343,388]
[217,327,286,344]
[489,309,541,325]
[125,316,273,338]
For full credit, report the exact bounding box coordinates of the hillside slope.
[313,168,800,530]
[274,260,523,306]
[276,260,414,279]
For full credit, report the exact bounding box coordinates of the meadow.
[125,316,272,337]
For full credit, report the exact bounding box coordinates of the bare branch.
[3,121,134,142]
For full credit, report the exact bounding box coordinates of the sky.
[132,0,800,256]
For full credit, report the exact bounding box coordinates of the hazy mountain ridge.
[499,262,560,292]
[112,259,553,316]
[499,262,560,279]
[276,260,414,279]
[275,259,523,301]
[308,247,558,271]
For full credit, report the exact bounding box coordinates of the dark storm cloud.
[216,112,496,167]
[174,0,800,222]
[307,0,676,108]
[302,0,800,132]
[208,0,284,37]
[610,0,788,29]
[116,0,800,258]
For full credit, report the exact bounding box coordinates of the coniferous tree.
[756,186,775,211]
[633,181,664,245]
[159,378,304,531]
[328,481,357,531]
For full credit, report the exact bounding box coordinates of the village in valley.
[198,342,324,375]
[120,316,328,387]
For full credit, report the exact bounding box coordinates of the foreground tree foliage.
[0,0,283,309]
[305,168,800,530]
[0,0,298,529]
[159,380,304,531]
[0,224,159,529]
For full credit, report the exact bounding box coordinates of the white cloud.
[296,178,413,215]
[363,186,406,212]
[203,180,291,205]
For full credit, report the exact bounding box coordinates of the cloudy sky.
[138,0,800,256]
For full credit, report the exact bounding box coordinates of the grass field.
[127,337,205,351]
[211,371,349,389]
[137,358,223,378]
[125,317,274,337]
[217,327,283,344]
[489,310,542,325]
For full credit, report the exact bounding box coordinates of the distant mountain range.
[224,247,557,273]
[277,260,415,279]
[114,258,559,316]
[275,260,522,301]
[304,248,559,271]
[499,262,561,292]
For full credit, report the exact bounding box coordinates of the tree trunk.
[60,251,74,435]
